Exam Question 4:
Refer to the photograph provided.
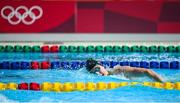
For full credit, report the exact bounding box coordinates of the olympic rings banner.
[0,0,180,33]
[1,5,43,25]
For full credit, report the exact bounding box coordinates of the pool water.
[0,53,180,103]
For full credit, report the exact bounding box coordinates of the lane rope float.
[0,61,179,70]
[0,82,179,92]
[0,45,179,53]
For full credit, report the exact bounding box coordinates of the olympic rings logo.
[1,5,43,25]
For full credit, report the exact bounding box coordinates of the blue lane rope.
[0,61,179,70]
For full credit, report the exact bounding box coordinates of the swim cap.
[86,58,98,71]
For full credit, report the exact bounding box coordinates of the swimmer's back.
[107,65,125,75]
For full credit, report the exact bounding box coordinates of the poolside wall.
[0,34,179,46]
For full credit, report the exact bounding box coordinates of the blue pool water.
[0,53,180,103]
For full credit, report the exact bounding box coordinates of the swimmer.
[86,58,164,82]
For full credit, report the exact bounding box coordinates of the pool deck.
[0,34,179,46]
[0,41,179,46]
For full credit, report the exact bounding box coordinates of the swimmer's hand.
[95,72,108,76]
[95,72,103,76]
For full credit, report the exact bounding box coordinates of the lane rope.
[0,45,179,53]
[0,61,179,69]
[0,82,179,92]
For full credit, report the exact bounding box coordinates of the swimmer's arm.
[113,65,163,82]
[145,69,164,82]
[124,66,164,82]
